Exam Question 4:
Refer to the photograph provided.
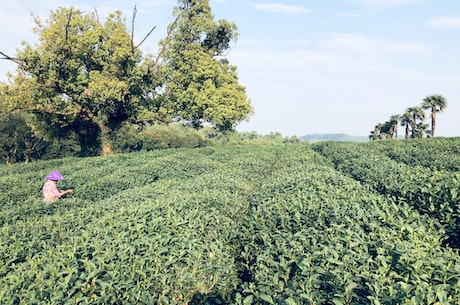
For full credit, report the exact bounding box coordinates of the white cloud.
[341,0,422,10]
[428,17,460,29]
[319,33,432,56]
[251,3,313,15]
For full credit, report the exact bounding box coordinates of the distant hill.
[301,133,368,143]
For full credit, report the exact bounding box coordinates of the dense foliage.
[157,0,253,131]
[0,112,46,164]
[0,0,253,157]
[312,137,460,248]
[1,7,155,155]
[1,139,460,304]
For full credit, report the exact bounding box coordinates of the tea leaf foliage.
[1,140,460,304]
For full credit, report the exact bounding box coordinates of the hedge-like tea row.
[312,139,460,248]
[365,137,460,172]
[1,144,460,304]
[231,152,460,304]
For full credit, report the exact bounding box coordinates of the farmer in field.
[42,170,73,203]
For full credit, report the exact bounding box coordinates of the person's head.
[45,170,64,182]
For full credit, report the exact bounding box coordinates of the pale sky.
[1,0,459,137]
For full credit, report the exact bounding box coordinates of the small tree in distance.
[400,111,412,139]
[371,94,447,140]
[422,94,447,137]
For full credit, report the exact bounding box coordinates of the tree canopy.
[156,0,253,130]
[1,0,253,157]
[1,7,159,154]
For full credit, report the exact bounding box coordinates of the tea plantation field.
[1,139,460,304]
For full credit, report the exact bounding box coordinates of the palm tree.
[381,121,394,139]
[389,114,400,139]
[422,94,447,137]
[370,123,390,140]
[400,111,412,139]
[369,124,382,140]
[369,126,380,141]
[406,106,425,138]
[412,122,430,138]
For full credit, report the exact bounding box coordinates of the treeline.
[0,0,254,162]
[0,113,299,164]
[369,94,447,140]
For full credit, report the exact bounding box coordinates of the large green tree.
[1,7,156,155]
[156,0,253,131]
[422,94,447,137]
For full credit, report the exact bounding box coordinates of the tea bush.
[1,143,460,304]
[312,139,460,248]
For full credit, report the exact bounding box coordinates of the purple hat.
[46,170,64,181]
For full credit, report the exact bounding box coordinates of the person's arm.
[60,189,73,196]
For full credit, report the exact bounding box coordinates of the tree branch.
[131,5,137,52]
[0,51,24,66]
[131,5,159,50]
[16,105,81,117]
[151,15,181,74]
[134,25,157,50]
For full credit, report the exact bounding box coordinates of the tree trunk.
[102,141,113,155]
[100,125,114,156]
[431,112,436,137]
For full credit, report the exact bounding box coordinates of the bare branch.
[131,5,137,52]
[151,15,181,73]
[134,25,157,50]
[0,51,24,66]
[130,5,157,51]
[92,7,100,24]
